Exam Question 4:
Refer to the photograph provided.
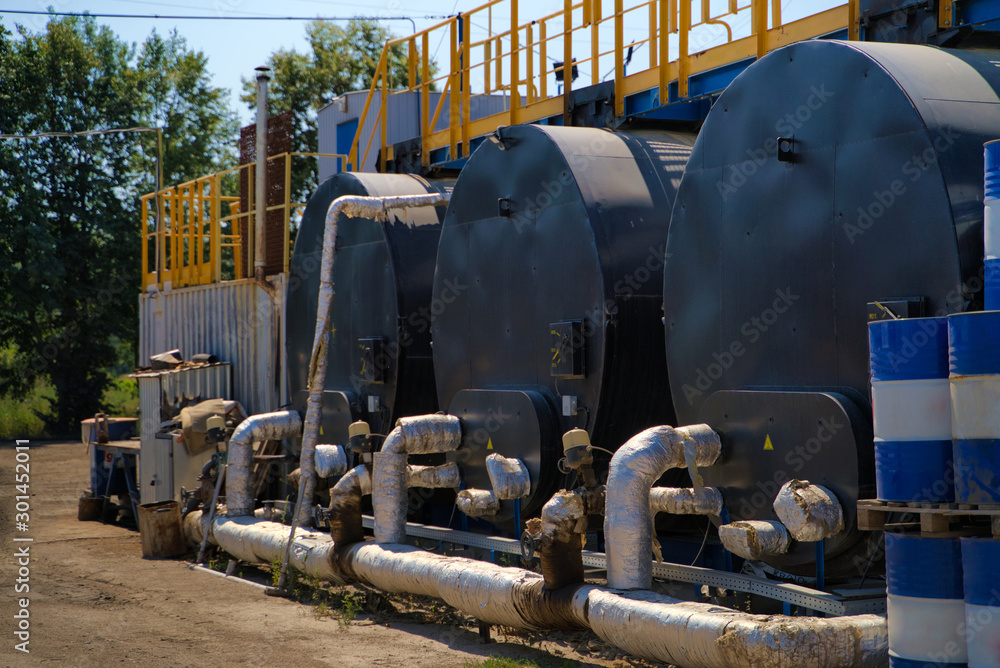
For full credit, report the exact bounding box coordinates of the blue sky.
[1,0,839,124]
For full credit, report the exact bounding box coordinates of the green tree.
[0,16,237,434]
[136,29,238,186]
[242,19,428,201]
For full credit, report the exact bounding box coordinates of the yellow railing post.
[408,37,417,90]
[141,196,149,290]
[422,32,431,167]
[527,22,535,104]
[212,173,221,282]
[540,21,548,98]
[615,0,624,117]
[753,0,767,58]
[563,0,572,123]
[771,0,782,29]
[511,0,521,126]
[380,54,389,172]
[450,19,460,160]
[485,39,492,93]
[850,0,861,38]
[591,0,601,86]
[679,0,690,98]
[496,36,503,96]
[659,0,670,104]
[649,0,657,68]
[462,13,471,155]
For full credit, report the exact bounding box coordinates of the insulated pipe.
[649,486,723,516]
[226,410,302,517]
[327,464,372,546]
[772,480,844,542]
[406,463,461,488]
[538,487,605,590]
[604,424,722,589]
[718,520,792,560]
[300,192,450,527]
[185,519,887,667]
[372,414,462,543]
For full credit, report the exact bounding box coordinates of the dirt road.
[0,441,657,667]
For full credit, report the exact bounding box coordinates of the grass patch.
[463,657,573,668]
[0,379,54,439]
[0,374,138,440]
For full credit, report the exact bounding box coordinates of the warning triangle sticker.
[763,434,774,451]
[487,438,494,450]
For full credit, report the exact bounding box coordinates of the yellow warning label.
[763,434,774,451]
[487,438,494,450]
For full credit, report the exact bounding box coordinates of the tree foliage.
[241,19,426,200]
[0,16,237,433]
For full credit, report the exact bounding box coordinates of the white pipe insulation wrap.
[314,444,348,479]
[185,517,887,667]
[212,516,339,581]
[584,588,887,668]
[486,453,531,499]
[456,488,501,517]
[225,410,302,517]
[604,424,722,589]
[299,192,451,526]
[718,520,792,560]
[407,463,461,488]
[649,486,723,516]
[373,414,462,543]
[772,480,845,542]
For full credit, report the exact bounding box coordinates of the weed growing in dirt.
[337,591,362,630]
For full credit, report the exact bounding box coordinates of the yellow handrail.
[140,152,347,291]
[348,0,860,168]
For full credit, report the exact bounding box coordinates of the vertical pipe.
[511,0,521,125]
[254,66,270,281]
[155,128,163,286]
[283,154,291,273]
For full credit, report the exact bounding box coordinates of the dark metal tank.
[664,40,1000,574]
[286,173,451,443]
[433,124,694,518]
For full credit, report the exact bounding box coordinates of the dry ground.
[0,440,663,667]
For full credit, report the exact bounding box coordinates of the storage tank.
[663,40,1000,574]
[285,173,452,443]
[433,124,694,518]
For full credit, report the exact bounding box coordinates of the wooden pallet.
[857,499,1000,538]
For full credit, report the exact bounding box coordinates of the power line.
[0,9,448,23]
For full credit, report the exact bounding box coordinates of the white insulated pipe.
[226,410,302,517]
[649,486,723,516]
[298,192,450,526]
[372,414,462,543]
[604,424,722,589]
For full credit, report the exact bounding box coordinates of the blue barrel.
[961,538,1000,668]
[986,141,1000,311]
[870,317,954,502]
[948,312,1000,504]
[887,533,967,666]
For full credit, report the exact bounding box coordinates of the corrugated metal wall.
[318,90,510,180]
[138,277,285,416]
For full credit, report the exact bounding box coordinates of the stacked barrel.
[870,318,966,667]
[986,140,1000,311]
